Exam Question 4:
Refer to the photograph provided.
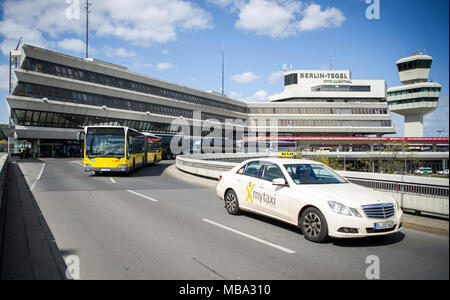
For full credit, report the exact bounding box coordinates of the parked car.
[438,169,449,176]
[415,167,433,175]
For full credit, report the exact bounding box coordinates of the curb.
[402,221,449,237]
[166,164,217,188]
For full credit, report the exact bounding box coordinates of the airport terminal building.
[5,45,396,157]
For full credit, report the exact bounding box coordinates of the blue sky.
[0,0,448,137]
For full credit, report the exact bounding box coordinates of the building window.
[397,59,432,72]
[312,85,371,92]
[22,58,248,114]
[284,74,298,86]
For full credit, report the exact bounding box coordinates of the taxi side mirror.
[272,178,286,186]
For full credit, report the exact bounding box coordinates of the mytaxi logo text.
[246,183,255,203]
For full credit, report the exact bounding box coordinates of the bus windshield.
[86,128,125,158]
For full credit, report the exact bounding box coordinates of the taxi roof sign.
[278,152,295,158]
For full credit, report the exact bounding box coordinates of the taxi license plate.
[100,169,110,172]
[374,220,395,230]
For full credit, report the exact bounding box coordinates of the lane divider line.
[31,163,45,191]
[202,219,296,254]
[126,190,158,202]
[110,178,116,184]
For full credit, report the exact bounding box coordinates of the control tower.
[387,52,441,137]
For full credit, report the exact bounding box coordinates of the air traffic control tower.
[387,52,442,137]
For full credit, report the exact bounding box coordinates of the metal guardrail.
[343,177,448,199]
[176,153,449,216]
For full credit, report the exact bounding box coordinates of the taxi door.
[259,163,292,221]
[235,161,267,213]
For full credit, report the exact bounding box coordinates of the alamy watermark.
[65,0,81,20]
[365,255,380,279]
[169,111,279,155]
[65,255,80,280]
[366,0,381,20]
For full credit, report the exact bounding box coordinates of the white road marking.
[31,163,45,190]
[202,219,296,254]
[126,190,158,202]
[110,178,116,184]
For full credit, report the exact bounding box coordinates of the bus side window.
[127,135,132,158]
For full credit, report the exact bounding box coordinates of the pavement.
[167,164,450,237]
[0,161,66,279]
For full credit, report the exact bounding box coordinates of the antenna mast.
[329,51,333,70]
[15,37,23,50]
[221,41,225,95]
[85,0,91,58]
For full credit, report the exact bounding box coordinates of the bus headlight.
[328,201,352,216]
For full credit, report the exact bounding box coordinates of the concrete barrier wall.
[0,154,9,210]
[176,154,449,216]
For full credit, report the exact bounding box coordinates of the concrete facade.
[6,45,398,157]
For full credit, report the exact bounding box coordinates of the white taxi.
[216,158,403,243]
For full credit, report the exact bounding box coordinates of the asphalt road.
[22,158,449,280]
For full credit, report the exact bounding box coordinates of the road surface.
[20,158,449,280]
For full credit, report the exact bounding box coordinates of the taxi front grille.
[362,204,395,220]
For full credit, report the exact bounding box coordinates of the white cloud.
[162,50,170,55]
[212,0,345,39]
[92,0,213,46]
[229,91,243,99]
[229,90,270,102]
[269,71,284,84]
[104,46,137,58]
[0,0,83,55]
[156,62,174,70]
[232,71,259,83]
[0,0,213,56]
[297,4,346,32]
[0,64,10,90]
[57,38,86,54]
[248,90,270,102]
[235,0,301,38]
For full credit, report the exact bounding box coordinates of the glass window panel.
[52,113,61,126]
[67,68,74,78]
[45,112,54,126]
[39,112,47,124]
[14,110,25,124]
[32,111,40,125]
[24,111,33,125]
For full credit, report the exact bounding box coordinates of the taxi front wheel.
[225,189,240,215]
[300,207,329,243]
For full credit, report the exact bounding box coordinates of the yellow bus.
[82,126,162,173]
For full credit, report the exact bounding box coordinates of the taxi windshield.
[284,164,347,185]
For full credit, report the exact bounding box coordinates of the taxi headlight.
[394,199,401,212]
[349,207,362,218]
[328,201,352,216]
